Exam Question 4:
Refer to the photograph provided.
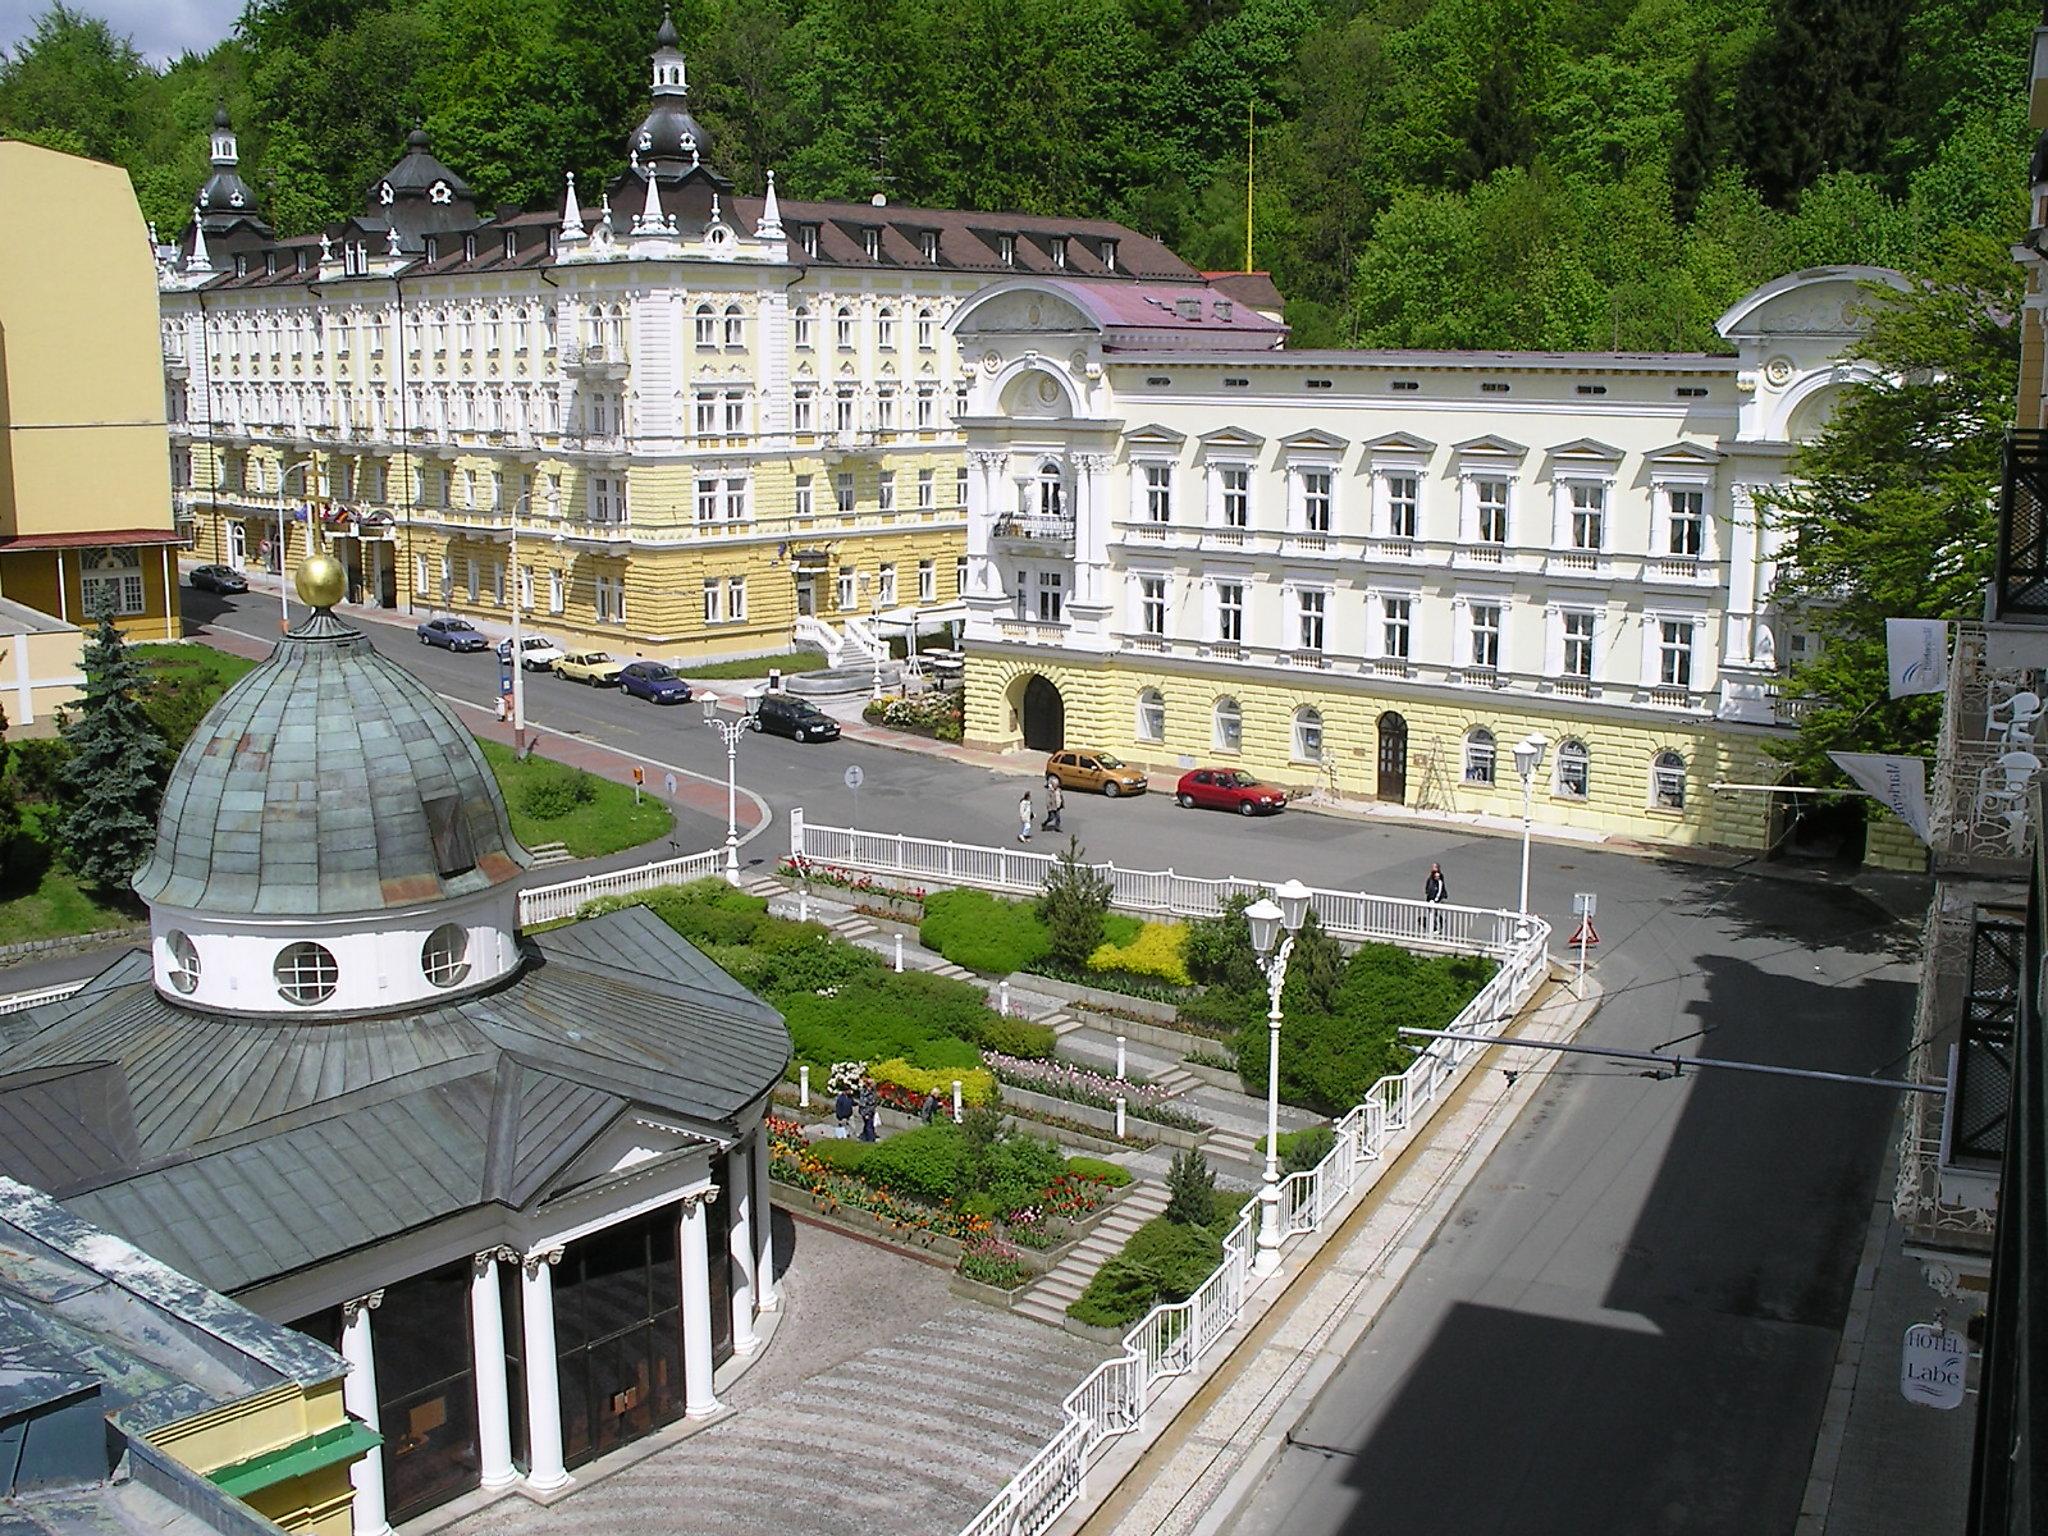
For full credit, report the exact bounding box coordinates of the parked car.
[1044,750,1148,797]
[618,660,692,704]
[1175,767,1287,816]
[749,693,840,743]
[417,617,488,652]
[187,564,248,595]
[556,651,624,686]
[497,634,565,671]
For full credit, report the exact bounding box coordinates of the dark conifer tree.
[1670,51,1718,225]
[57,596,166,895]
[1736,0,1911,207]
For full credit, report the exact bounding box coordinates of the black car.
[749,694,840,743]
[188,564,248,595]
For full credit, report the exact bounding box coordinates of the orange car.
[1044,750,1148,797]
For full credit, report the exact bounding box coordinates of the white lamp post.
[1247,876,1311,1278]
[275,459,317,632]
[701,692,748,884]
[1512,733,1548,920]
[863,572,885,702]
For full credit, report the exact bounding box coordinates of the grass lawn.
[0,806,141,945]
[673,649,825,681]
[134,644,259,692]
[479,740,673,857]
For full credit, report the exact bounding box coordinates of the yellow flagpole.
[1244,99,1254,273]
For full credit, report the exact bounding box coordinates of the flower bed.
[779,856,928,910]
[958,1235,1031,1288]
[863,690,963,741]
[765,1116,993,1246]
[983,1052,1207,1132]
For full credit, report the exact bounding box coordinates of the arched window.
[1463,728,1496,785]
[693,303,716,347]
[421,924,471,988]
[1652,750,1687,810]
[724,303,744,349]
[1136,688,1165,744]
[917,306,936,350]
[877,306,896,350]
[836,305,855,350]
[606,303,626,354]
[274,942,338,1006]
[1213,696,1242,753]
[1038,460,1065,520]
[164,931,200,995]
[1292,706,1324,763]
[1555,738,1590,799]
[794,304,813,349]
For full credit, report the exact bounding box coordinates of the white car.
[497,634,565,671]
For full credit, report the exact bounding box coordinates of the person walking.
[1018,789,1035,842]
[833,1086,854,1139]
[920,1088,943,1125]
[1424,862,1449,933]
[857,1076,880,1142]
[1043,776,1065,833]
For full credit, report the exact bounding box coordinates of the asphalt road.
[51,586,1925,1533]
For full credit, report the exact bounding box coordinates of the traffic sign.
[1572,892,1597,918]
[1899,1322,1965,1410]
[663,772,678,798]
[1567,918,1599,948]
[843,765,865,790]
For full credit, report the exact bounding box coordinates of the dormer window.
[265,252,276,276]
[921,230,939,263]
[999,234,1016,267]
[1050,237,1066,270]
[1174,298,1200,321]
[424,236,438,262]
[234,253,248,276]
[503,232,516,260]
[862,227,880,261]
[800,224,818,258]
[463,234,476,262]
[1100,239,1117,271]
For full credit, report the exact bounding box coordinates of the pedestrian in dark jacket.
[857,1076,880,1142]
[1424,862,1448,933]
[833,1088,854,1139]
[920,1089,943,1125]
[1043,777,1065,832]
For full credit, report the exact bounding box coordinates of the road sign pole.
[1572,892,1597,999]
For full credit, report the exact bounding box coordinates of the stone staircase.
[1204,1124,1262,1171]
[526,840,573,868]
[1013,1180,1170,1331]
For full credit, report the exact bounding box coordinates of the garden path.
[1012,1179,1170,1331]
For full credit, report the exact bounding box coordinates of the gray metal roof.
[132,609,531,916]
[0,908,788,1295]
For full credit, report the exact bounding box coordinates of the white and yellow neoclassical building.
[949,266,1922,866]
[155,16,1213,662]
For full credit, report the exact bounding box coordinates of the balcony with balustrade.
[558,340,629,380]
[991,512,1076,556]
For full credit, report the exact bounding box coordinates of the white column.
[751,1126,778,1312]
[726,1145,758,1352]
[679,1190,721,1418]
[340,1292,392,1536]
[519,1249,571,1492]
[469,1251,517,1490]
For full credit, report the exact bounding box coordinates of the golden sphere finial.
[294,553,346,609]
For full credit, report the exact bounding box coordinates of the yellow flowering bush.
[868,1057,998,1107]
[1087,921,1192,987]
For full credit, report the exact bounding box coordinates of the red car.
[1175,767,1287,815]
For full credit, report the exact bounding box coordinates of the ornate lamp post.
[1512,733,1549,922]
[275,459,317,632]
[700,692,748,884]
[1246,877,1311,1277]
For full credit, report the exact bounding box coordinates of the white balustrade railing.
[787,811,1524,959]
[0,982,86,1017]
[954,834,1552,1536]
[517,848,725,926]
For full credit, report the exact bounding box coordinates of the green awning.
[208,1418,383,1499]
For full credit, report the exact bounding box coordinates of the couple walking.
[833,1077,880,1142]
[1018,779,1065,841]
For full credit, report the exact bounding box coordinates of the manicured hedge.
[919,888,1051,975]
[810,1120,1068,1215]
[1086,919,1193,986]
[1063,1155,1133,1188]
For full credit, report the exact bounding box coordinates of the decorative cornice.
[522,1246,565,1277]
[473,1245,520,1275]
[342,1289,384,1322]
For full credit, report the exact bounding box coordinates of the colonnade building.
[948,267,1921,865]
[155,13,1215,660]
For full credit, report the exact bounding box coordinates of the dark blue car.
[618,660,692,704]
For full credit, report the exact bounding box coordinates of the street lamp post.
[1245,877,1311,1278]
[700,692,748,885]
[1512,733,1549,920]
[275,459,317,632]
[862,572,885,702]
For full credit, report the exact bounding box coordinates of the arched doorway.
[1376,712,1408,804]
[1020,675,1066,752]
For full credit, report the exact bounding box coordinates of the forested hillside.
[0,0,2035,348]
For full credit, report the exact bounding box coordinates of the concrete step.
[1013,1296,1072,1330]
[1152,1066,1202,1096]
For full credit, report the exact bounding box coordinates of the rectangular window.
[696,478,719,523]
[917,468,935,509]
[548,568,563,614]
[918,559,936,601]
[723,391,746,435]
[704,578,721,624]
[835,388,856,433]
[956,466,970,506]
[1383,596,1412,659]
[518,565,533,609]
[693,393,716,436]
[955,555,968,595]
[1302,470,1332,533]
[415,555,429,594]
[1298,589,1326,652]
[795,476,814,518]
[726,576,746,620]
[878,471,895,512]
[1477,479,1509,543]
[80,570,146,616]
[879,562,897,606]
[1570,484,1605,550]
[465,558,479,602]
[834,472,855,513]
[793,388,814,432]
[1668,488,1705,557]
[1139,576,1166,635]
[837,566,856,610]
[1387,474,1419,538]
[1217,583,1244,643]
[1471,603,1501,669]
[1037,570,1063,622]
[1660,619,1694,686]
[593,574,625,624]
[1220,467,1249,528]
[1144,464,1172,523]
[916,387,936,429]
[724,477,747,522]
[1563,611,1594,677]
[794,309,813,349]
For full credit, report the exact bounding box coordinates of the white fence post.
[789,806,805,860]
[895,933,904,972]
[999,980,1010,1016]
[952,1080,963,1123]
[799,1064,810,1108]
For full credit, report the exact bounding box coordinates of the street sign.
[499,663,513,696]
[1899,1322,1966,1410]
[843,765,865,790]
[1572,892,1597,918]
[1567,918,1599,948]
[663,772,678,798]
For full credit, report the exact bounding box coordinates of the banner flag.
[1886,618,1950,698]
[1828,752,1932,845]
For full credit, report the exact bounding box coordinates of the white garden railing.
[952,862,1553,1536]
[517,847,726,926]
[787,809,1527,959]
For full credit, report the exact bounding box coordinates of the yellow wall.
[0,142,175,541]
[150,1378,359,1536]
[0,547,179,643]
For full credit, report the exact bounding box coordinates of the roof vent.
[1213,299,1233,320]
[1174,298,1201,321]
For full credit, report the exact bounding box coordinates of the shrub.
[1067,1215,1224,1328]
[783,972,990,1071]
[1165,1149,1217,1227]
[973,1013,1058,1060]
[5,738,71,803]
[1184,893,1264,996]
[1087,920,1192,986]
[1037,838,1112,971]
[971,1129,1067,1213]
[519,761,597,820]
[1257,1123,1337,1174]
[1064,1156,1132,1187]
[852,1124,965,1205]
[1067,1257,1163,1329]
[920,888,1050,975]
[865,1057,997,1107]
[1184,1047,1238,1072]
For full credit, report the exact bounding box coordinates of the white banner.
[1828,752,1932,845]
[1886,618,1950,697]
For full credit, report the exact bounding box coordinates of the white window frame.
[1213,696,1242,753]
[1137,461,1174,523]
[1136,574,1168,636]
[1292,706,1324,764]
[1136,689,1166,745]
[1464,728,1497,785]
[1215,581,1245,644]
[918,559,936,602]
[1216,464,1251,528]
[726,575,747,621]
[1379,593,1414,660]
[1468,602,1502,670]
[1662,482,1709,559]
[1651,750,1688,810]
[1295,586,1328,653]
[1555,739,1591,799]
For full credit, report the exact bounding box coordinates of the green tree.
[57,597,166,895]
[1036,835,1111,971]
[1735,0,1911,208]
[1762,230,2022,780]
[1279,907,1343,1017]
[1164,1147,1216,1227]
[1669,51,1718,224]
[0,704,22,877]
[0,5,148,162]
